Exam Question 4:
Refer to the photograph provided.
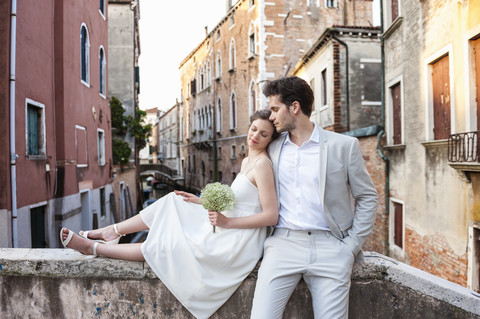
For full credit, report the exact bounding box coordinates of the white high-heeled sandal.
[80,224,125,245]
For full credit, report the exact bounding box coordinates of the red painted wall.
[11,0,112,209]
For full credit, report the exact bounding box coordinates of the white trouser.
[250,228,355,319]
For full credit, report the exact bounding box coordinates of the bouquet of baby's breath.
[200,182,235,233]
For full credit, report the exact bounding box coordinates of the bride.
[60,109,279,319]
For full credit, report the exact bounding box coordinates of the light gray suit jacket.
[268,128,378,256]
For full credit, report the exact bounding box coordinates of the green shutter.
[27,105,39,155]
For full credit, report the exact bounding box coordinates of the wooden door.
[432,55,451,140]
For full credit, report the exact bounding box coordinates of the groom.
[251,76,378,318]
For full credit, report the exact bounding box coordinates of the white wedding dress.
[140,171,266,319]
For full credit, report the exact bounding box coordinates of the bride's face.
[247,119,275,151]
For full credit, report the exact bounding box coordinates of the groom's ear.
[290,101,301,114]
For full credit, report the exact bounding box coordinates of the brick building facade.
[179,0,376,191]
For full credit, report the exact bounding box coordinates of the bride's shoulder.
[254,156,273,169]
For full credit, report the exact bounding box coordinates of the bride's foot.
[60,228,98,256]
[79,224,123,243]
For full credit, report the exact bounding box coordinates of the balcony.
[448,131,480,179]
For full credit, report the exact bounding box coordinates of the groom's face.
[268,95,295,133]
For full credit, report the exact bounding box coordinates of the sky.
[138,1,226,111]
[138,0,380,111]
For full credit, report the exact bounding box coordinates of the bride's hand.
[174,190,201,205]
[208,211,230,228]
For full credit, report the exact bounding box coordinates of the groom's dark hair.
[263,76,314,117]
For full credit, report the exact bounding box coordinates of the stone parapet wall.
[1,249,479,318]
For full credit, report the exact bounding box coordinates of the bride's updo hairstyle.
[249,109,280,141]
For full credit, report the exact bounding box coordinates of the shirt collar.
[283,122,320,146]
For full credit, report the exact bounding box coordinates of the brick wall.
[404,227,468,286]
[358,135,388,255]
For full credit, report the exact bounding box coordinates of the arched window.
[216,51,222,78]
[249,81,256,115]
[217,98,222,132]
[80,24,90,84]
[200,65,205,91]
[99,0,106,16]
[99,46,106,96]
[206,60,211,87]
[230,92,237,129]
[229,38,236,70]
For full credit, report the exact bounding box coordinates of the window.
[99,46,106,96]
[431,55,451,140]
[99,0,106,17]
[389,199,404,256]
[216,29,221,41]
[230,92,237,129]
[81,24,90,84]
[249,81,256,115]
[218,146,222,160]
[229,14,235,28]
[231,144,237,159]
[201,161,205,179]
[229,38,236,70]
[249,0,255,6]
[75,125,88,167]
[217,98,222,132]
[321,68,327,107]
[193,155,196,173]
[391,82,402,144]
[248,23,256,56]
[325,0,336,8]
[216,51,222,78]
[100,187,106,217]
[218,171,223,182]
[472,37,480,130]
[206,60,211,87]
[97,129,105,166]
[26,99,46,157]
[391,0,399,21]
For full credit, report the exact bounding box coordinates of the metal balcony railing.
[448,131,480,163]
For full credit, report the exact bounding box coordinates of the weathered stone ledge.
[1,249,479,318]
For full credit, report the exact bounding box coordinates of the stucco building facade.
[382,0,480,291]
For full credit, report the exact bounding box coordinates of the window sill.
[421,139,448,148]
[99,93,107,99]
[26,154,47,160]
[215,77,222,82]
[383,144,406,151]
[228,68,236,73]
[383,16,403,40]
[247,54,256,60]
[81,80,90,88]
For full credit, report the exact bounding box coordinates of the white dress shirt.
[276,123,329,230]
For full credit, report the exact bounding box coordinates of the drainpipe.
[332,33,350,132]
[376,0,390,254]
[9,0,18,248]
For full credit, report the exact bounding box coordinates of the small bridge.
[138,163,184,184]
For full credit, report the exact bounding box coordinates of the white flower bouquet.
[200,182,235,233]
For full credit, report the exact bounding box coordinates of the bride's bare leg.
[81,214,148,242]
[62,228,145,262]
[96,243,145,261]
